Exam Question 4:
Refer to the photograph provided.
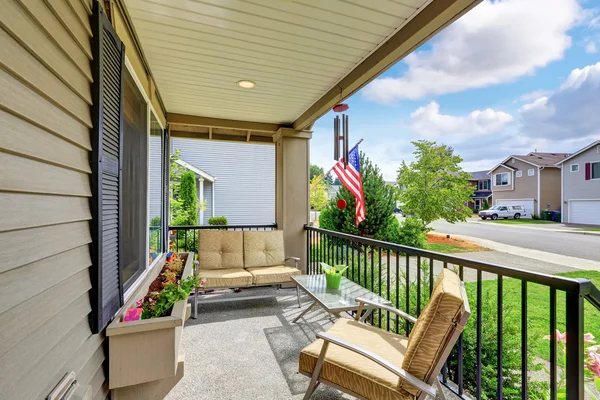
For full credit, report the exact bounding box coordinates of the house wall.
[172,139,276,225]
[492,159,537,201]
[203,181,213,224]
[0,0,108,399]
[562,145,600,221]
[149,134,163,220]
[540,167,562,211]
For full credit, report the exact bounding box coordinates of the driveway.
[430,219,600,262]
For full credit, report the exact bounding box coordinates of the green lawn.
[487,219,556,224]
[464,270,600,362]
[583,228,600,232]
[425,243,490,254]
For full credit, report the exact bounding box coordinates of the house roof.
[555,141,600,165]
[488,152,570,174]
[175,159,216,182]
[467,171,490,181]
[471,191,493,199]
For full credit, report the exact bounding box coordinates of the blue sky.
[310,0,600,180]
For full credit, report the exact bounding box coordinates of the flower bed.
[106,252,195,392]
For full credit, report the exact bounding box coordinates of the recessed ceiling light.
[237,80,256,89]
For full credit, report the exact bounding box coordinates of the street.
[430,219,600,262]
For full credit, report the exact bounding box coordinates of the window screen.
[122,70,148,289]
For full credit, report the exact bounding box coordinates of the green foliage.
[320,152,396,239]
[310,164,324,181]
[150,216,161,226]
[397,218,427,249]
[532,213,540,220]
[482,199,490,210]
[310,175,329,211]
[169,149,206,226]
[397,140,475,228]
[208,216,228,226]
[142,275,198,319]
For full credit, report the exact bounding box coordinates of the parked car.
[479,205,526,220]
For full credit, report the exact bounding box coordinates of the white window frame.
[570,164,579,172]
[528,169,535,176]
[516,171,522,178]
[494,172,510,186]
[592,161,600,180]
[123,57,166,302]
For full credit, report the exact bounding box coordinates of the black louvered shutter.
[90,1,125,334]
[162,128,170,251]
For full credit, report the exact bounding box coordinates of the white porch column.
[199,178,204,225]
[275,128,311,273]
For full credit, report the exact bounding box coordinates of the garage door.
[496,199,534,218]
[570,201,600,225]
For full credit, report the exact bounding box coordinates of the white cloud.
[519,62,600,139]
[362,0,582,103]
[585,41,598,53]
[518,90,552,102]
[409,101,514,138]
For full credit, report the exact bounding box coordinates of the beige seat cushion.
[401,269,465,395]
[197,268,253,288]
[243,230,285,268]
[198,230,244,269]
[299,318,413,400]
[246,265,300,285]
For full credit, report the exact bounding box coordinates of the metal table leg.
[293,301,318,323]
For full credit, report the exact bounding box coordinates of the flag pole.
[310,138,364,192]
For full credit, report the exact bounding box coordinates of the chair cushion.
[299,318,413,400]
[243,231,285,268]
[197,268,253,288]
[246,265,301,285]
[401,269,465,395]
[198,231,244,269]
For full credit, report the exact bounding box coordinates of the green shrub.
[482,199,490,210]
[532,213,540,220]
[150,216,161,227]
[397,217,426,249]
[208,216,228,226]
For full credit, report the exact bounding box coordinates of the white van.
[479,205,527,220]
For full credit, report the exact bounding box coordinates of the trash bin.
[541,210,550,221]
[551,210,561,222]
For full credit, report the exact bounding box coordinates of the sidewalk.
[467,219,600,235]
[437,232,600,272]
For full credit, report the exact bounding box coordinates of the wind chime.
[333,103,349,210]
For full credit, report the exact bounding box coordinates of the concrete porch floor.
[166,287,458,400]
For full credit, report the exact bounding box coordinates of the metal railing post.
[565,290,584,400]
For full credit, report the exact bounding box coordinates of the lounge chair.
[299,269,470,400]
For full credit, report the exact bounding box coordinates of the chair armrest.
[316,332,436,398]
[355,297,417,324]
[285,257,300,269]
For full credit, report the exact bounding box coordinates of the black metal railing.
[168,224,277,253]
[305,225,600,400]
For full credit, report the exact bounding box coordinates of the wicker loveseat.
[193,230,301,318]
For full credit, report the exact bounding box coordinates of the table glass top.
[292,274,392,311]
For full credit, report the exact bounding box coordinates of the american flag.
[333,144,366,226]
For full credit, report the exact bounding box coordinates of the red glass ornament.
[337,199,347,210]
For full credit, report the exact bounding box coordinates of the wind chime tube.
[344,114,349,169]
[333,116,339,161]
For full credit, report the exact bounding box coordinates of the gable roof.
[555,140,600,165]
[468,171,490,181]
[488,152,570,174]
[175,159,216,182]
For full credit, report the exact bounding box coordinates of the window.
[478,180,489,190]
[528,169,535,176]
[593,162,600,179]
[571,164,579,172]
[495,172,509,186]
[122,69,148,290]
[149,114,164,263]
[516,171,523,178]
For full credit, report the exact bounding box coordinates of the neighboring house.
[328,184,342,200]
[172,139,276,225]
[174,159,216,225]
[488,152,570,217]
[467,171,492,211]
[556,140,600,225]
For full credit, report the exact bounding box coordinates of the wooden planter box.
[107,252,194,392]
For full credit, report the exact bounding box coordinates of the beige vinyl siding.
[0,1,107,400]
[540,167,562,211]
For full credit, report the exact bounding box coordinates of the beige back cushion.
[400,269,465,395]
[243,230,285,268]
[198,231,244,269]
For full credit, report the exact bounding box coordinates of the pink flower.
[544,329,567,343]
[585,333,596,344]
[200,277,207,288]
[587,349,600,379]
[135,298,143,307]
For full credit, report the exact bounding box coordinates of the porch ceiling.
[124,0,480,130]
